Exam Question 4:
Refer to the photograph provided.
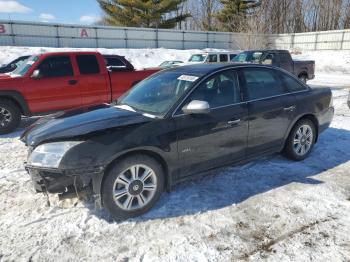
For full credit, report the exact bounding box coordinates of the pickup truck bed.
[233,50,315,83]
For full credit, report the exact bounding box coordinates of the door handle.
[284,106,296,112]
[68,80,78,85]
[228,119,241,125]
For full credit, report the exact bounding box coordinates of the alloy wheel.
[0,106,12,127]
[113,164,157,211]
[293,124,313,156]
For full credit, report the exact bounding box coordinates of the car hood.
[21,104,153,147]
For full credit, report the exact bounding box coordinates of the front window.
[10,55,39,77]
[233,52,263,63]
[118,71,203,116]
[182,69,241,110]
[188,54,207,62]
[37,56,73,78]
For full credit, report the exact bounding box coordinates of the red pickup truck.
[0,52,160,134]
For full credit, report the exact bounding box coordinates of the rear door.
[174,69,248,177]
[239,67,297,155]
[24,55,82,113]
[75,54,110,106]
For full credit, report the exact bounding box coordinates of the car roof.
[192,51,237,55]
[241,49,289,53]
[165,63,280,75]
[35,51,100,57]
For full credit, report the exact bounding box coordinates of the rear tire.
[0,99,21,135]
[298,74,307,83]
[102,155,164,221]
[283,119,316,161]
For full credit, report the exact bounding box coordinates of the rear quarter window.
[105,57,125,67]
[280,72,308,92]
[76,55,100,75]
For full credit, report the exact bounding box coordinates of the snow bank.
[0,46,200,70]
[292,50,350,75]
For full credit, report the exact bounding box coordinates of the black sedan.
[22,64,334,220]
[0,55,30,74]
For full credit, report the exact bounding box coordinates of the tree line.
[97,0,350,33]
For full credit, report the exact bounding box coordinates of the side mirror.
[31,69,42,79]
[182,100,210,115]
[262,59,272,65]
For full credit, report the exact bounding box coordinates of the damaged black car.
[22,64,334,221]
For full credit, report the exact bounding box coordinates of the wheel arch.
[0,90,30,116]
[96,149,171,206]
[298,70,308,79]
[284,113,319,148]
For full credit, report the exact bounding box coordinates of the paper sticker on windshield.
[26,61,35,65]
[177,75,199,82]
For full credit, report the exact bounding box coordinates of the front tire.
[102,155,164,221]
[0,99,21,135]
[283,119,316,161]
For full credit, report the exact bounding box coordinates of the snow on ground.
[0,47,350,261]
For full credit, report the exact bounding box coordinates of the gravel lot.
[0,75,349,261]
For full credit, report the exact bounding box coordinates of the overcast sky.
[0,0,101,24]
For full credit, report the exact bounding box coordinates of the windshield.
[10,55,39,77]
[159,61,171,67]
[233,52,263,63]
[13,57,28,68]
[118,71,202,116]
[188,54,207,62]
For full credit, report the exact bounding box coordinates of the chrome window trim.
[245,89,309,103]
[173,102,247,118]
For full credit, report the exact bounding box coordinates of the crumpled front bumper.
[25,165,104,195]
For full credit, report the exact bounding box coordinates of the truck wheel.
[298,74,307,83]
[0,99,21,135]
[283,119,316,161]
[102,154,164,221]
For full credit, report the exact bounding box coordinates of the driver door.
[173,69,248,178]
[24,55,82,114]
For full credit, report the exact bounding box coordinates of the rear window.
[280,72,308,92]
[241,68,287,100]
[105,56,125,67]
[279,53,291,63]
[76,55,100,75]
